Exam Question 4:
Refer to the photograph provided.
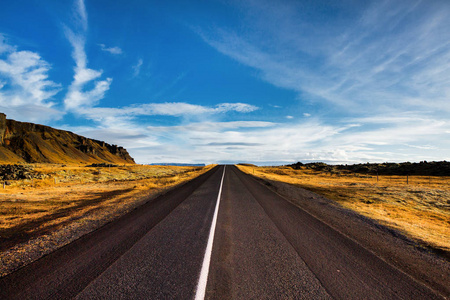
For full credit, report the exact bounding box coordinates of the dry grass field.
[0,164,214,276]
[237,165,450,254]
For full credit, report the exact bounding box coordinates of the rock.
[0,164,39,181]
[86,163,118,168]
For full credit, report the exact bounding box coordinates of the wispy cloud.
[73,0,87,32]
[132,58,143,77]
[0,34,15,54]
[147,121,274,132]
[0,49,60,106]
[76,102,258,124]
[198,0,450,114]
[0,34,62,122]
[99,43,123,55]
[64,0,111,111]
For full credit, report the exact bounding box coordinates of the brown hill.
[0,113,135,164]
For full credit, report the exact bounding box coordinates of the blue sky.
[1,0,449,165]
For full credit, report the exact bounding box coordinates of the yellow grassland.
[237,165,450,252]
[0,164,215,241]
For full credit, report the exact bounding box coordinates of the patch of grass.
[0,164,215,249]
[237,165,450,253]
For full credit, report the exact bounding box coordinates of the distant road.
[0,165,447,299]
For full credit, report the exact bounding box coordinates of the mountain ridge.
[0,113,135,164]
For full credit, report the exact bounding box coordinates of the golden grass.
[0,164,215,243]
[237,165,450,252]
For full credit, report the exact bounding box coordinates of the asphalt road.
[0,165,447,299]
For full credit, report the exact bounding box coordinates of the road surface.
[0,165,448,299]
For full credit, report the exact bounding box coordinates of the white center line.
[194,165,226,300]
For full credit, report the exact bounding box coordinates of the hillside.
[0,113,135,164]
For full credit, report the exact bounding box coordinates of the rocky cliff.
[0,113,135,164]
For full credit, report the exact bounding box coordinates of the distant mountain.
[0,113,135,164]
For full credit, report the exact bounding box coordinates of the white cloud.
[145,102,212,116]
[214,102,258,113]
[147,121,274,132]
[286,115,293,119]
[65,76,112,110]
[99,44,123,55]
[404,144,436,150]
[303,113,311,117]
[0,104,62,123]
[64,0,112,111]
[132,58,143,77]
[73,0,87,32]
[0,36,62,122]
[0,34,15,55]
[75,102,259,126]
[0,50,60,106]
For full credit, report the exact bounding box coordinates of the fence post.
[407,175,409,185]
